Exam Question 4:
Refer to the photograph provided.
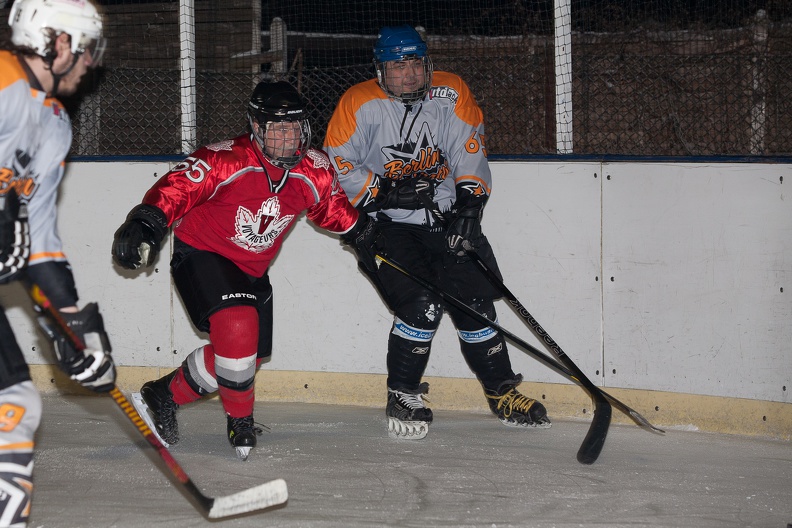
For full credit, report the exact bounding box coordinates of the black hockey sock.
[386,333,431,391]
[460,335,517,392]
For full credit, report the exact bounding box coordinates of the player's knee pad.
[171,242,261,332]
[0,381,41,527]
[452,298,500,347]
[387,294,442,390]
[391,293,443,343]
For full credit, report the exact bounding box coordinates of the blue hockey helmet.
[373,25,433,104]
[373,25,428,63]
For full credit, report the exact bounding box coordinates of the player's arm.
[27,260,116,392]
[323,92,382,211]
[304,160,383,273]
[0,188,30,283]
[112,150,217,269]
[442,76,493,258]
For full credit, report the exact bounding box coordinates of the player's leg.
[441,238,551,428]
[137,241,265,454]
[0,309,42,527]
[367,226,442,439]
[446,299,550,428]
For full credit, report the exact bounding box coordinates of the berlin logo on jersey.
[229,197,294,253]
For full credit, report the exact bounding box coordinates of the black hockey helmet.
[247,81,312,169]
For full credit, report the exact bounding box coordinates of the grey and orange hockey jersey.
[0,50,72,267]
[324,71,492,228]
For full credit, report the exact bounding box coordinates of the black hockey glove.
[112,204,169,269]
[37,303,116,393]
[446,202,485,261]
[364,176,434,212]
[0,189,30,284]
[341,213,385,273]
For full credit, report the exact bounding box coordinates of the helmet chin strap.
[47,52,80,96]
[249,116,267,149]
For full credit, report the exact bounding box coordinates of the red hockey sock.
[208,306,259,418]
[168,345,216,406]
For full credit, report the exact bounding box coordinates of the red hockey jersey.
[142,135,359,277]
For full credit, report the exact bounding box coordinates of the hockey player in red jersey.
[1,0,114,525]
[111,81,379,460]
[324,25,551,439]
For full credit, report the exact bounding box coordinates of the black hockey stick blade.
[27,282,289,518]
[577,394,612,464]
[377,255,627,464]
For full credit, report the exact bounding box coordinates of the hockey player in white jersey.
[0,1,114,525]
[325,25,551,440]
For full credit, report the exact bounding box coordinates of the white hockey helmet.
[8,0,105,65]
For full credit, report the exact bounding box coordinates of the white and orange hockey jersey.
[324,71,493,228]
[0,50,73,267]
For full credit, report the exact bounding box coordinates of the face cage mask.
[251,117,312,170]
[375,56,434,105]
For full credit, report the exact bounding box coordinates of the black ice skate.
[133,370,180,446]
[227,414,263,461]
[485,377,551,429]
[386,383,433,440]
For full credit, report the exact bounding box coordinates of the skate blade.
[235,446,253,461]
[130,391,170,447]
[499,416,553,429]
[387,417,429,440]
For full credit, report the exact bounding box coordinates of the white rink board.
[3,160,789,403]
[601,162,791,401]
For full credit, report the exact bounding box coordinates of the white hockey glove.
[0,189,30,283]
[37,303,117,393]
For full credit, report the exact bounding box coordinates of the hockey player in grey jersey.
[324,25,551,440]
[0,1,114,525]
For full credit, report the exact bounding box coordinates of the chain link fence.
[2,0,790,157]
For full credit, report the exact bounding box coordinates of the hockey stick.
[415,195,663,431]
[457,248,662,435]
[376,255,662,464]
[26,282,288,519]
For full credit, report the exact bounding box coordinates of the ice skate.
[134,371,180,446]
[386,383,433,440]
[485,378,551,429]
[227,414,263,461]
